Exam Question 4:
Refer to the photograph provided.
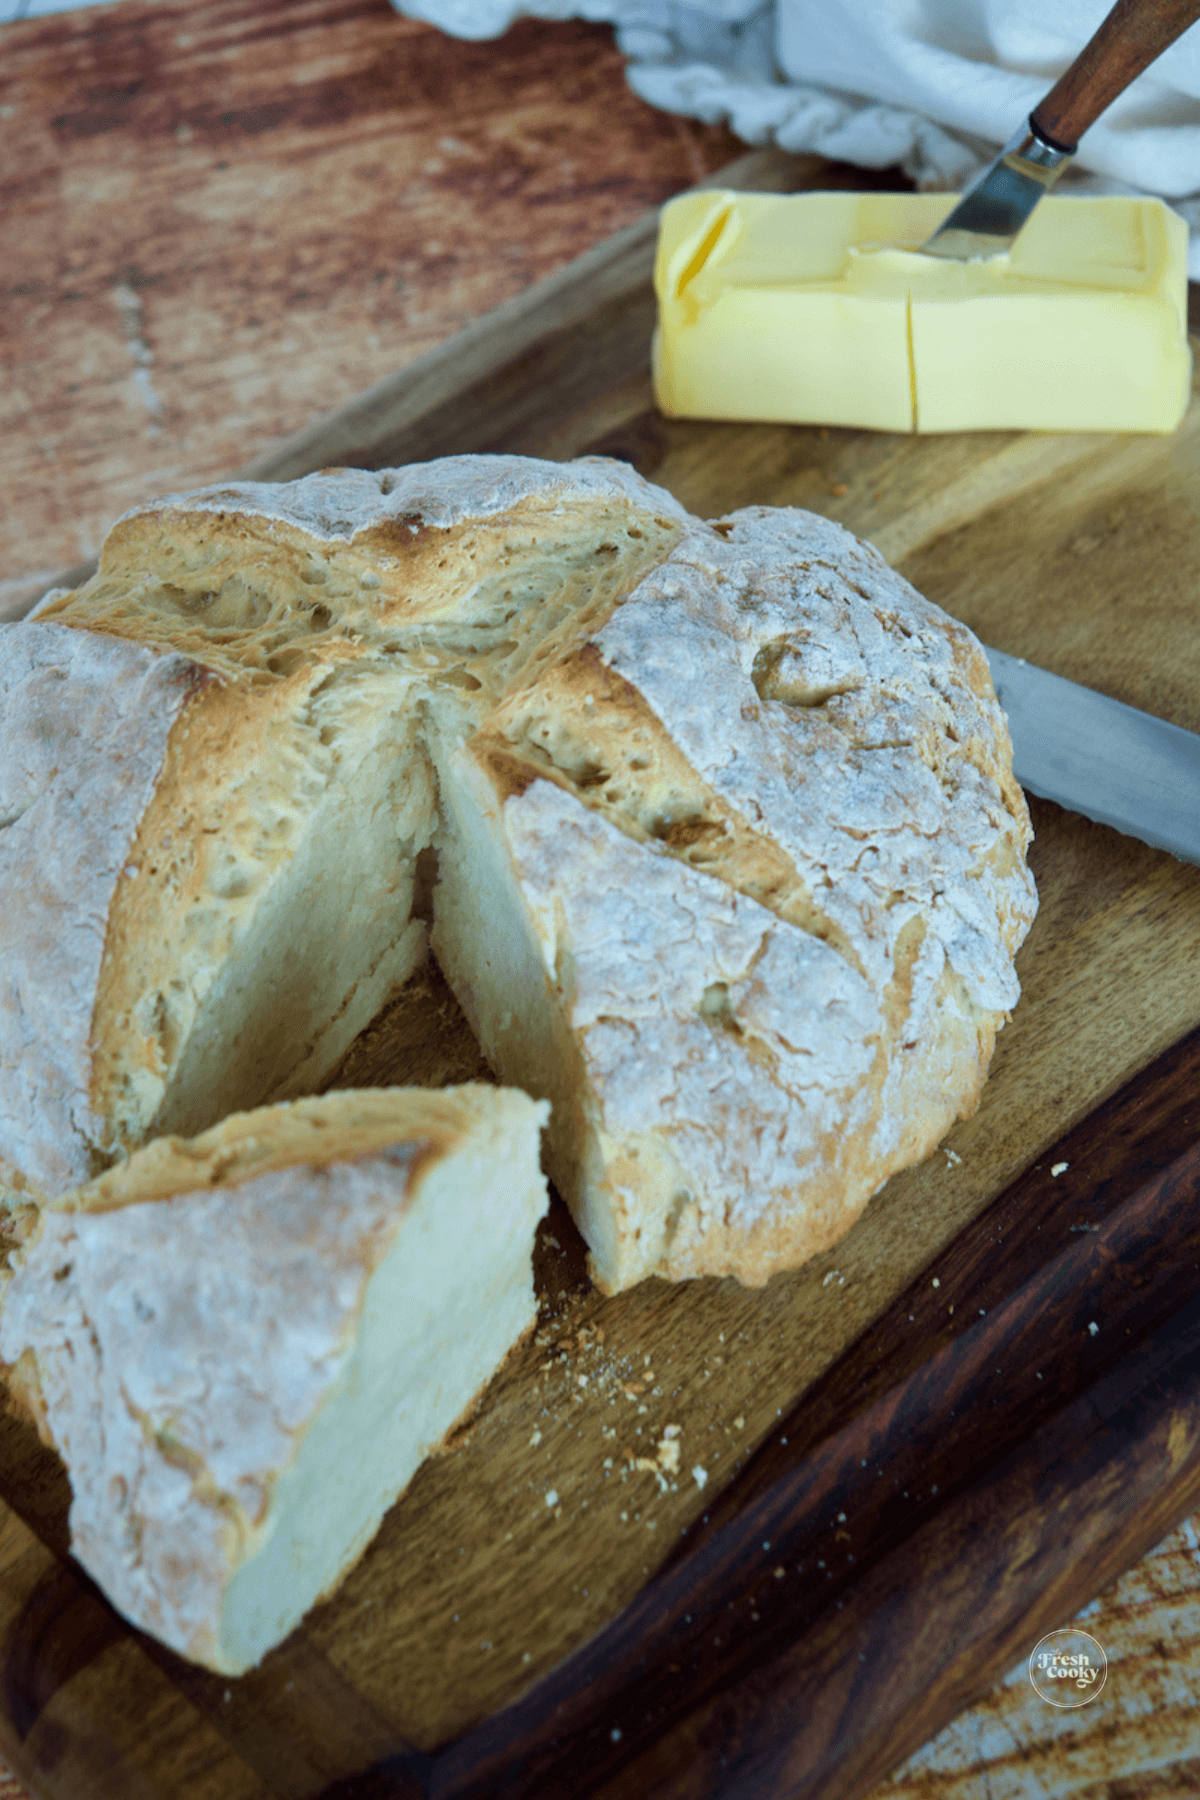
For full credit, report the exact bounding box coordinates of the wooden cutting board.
[3,148,1200,1800]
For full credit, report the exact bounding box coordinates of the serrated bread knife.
[985,647,1200,866]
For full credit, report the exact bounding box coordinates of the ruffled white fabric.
[392,0,1200,277]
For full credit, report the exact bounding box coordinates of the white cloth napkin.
[392,0,1200,276]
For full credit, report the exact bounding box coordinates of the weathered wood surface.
[5,1,1200,1792]
[0,0,743,619]
[876,1516,1200,1798]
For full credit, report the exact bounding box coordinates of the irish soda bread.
[0,1085,549,1674]
[0,455,1036,1289]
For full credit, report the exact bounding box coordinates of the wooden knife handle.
[1031,0,1200,151]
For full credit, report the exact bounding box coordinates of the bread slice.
[431,505,1037,1290]
[0,1085,549,1674]
[0,457,685,1196]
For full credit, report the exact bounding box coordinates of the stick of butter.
[653,190,1192,434]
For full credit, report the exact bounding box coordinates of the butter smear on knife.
[653,190,1191,434]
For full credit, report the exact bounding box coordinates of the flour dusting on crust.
[596,507,1033,1011]
[505,782,880,1237]
[121,455,691,542]
[0,627,209,1196]
[0,1152,416,1659]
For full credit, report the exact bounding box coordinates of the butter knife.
[985,646,1200,866]
[923,0,1200,262]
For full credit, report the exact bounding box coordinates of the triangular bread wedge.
[432,506,1037,1289]
[0,1085,548,1674]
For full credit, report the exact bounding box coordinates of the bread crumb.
[628,1426,683,1492]
[943,1147,962,1167]
[1051,1161,1069,1177]
[693,1465,708,1489]
[545,1489,558,1508]
[657,1427,681,1475]
[931,1278,940,1288]
[1088,1320,1099,1336]
[732,1415,745,1430]
[529,1428,542,1447]
[822,1270,840,1288]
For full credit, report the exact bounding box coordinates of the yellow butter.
[653,190,1192,434]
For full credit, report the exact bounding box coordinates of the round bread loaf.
[0,455,1036,1290]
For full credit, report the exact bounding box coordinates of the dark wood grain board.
[3,144,1200,1799]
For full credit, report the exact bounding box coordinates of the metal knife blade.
[922,1,1200,261]
[921,121,1072,262]
[985,646,1200,867]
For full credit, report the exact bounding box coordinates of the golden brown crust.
[479,641,857,963]
[64,1086,503,1214]
[3,1346,55,1449]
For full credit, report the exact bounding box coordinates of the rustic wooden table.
[2,3,1199,1794]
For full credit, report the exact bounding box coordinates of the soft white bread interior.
[0,1084,549,1674]
[0,458,685,1196]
